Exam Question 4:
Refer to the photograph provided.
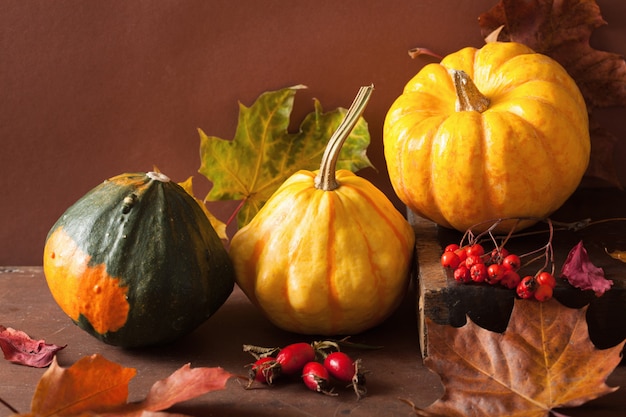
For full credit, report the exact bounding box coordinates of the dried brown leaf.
[415,299,624,416]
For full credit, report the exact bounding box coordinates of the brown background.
[2,0,626,266]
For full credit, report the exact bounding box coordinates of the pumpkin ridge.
[429,115,474,226]
[499,103,581,167]
[341,177,413,252]
[485,111,562,215]
[324,193,343,334]
[405,117,446,222]
[341,188,388,315]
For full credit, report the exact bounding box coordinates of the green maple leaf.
[198,85,373,228]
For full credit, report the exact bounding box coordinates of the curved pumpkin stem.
[450,69,490,113]
[314,85,374,191]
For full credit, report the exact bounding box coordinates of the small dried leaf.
[560,240,613,295]
[0,325,65,368]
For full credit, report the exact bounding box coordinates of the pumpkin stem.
[450,69,490,113]
[314,85,374,191]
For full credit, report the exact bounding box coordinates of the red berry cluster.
[245,341,366,399]
[440,243,556,302]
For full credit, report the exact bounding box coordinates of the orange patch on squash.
[43,228,130,334]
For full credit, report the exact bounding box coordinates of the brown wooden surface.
[0,267,440,416]
[1,266,626,416]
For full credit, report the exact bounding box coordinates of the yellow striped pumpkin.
[229,86,415,335]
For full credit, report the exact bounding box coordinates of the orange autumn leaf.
[16,354,232,417]
[27,355,136,416]
[412,299,625,417]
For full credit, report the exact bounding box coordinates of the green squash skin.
[46,172,235,347]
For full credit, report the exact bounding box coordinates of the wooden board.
[411,188,626,358]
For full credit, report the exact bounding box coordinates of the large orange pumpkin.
[383,42,590,232]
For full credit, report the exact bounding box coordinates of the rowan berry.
[444,243,460,253]
[500,270,521,289]
[465,254,483,269]
[453,265,471,283]
[470,263,488,283]
[486,263,505,284]
[441,251,461,269]
[534,284,553,302]
[516,276,537,299]
[502,254,521,271]
[455,247,468,263]
[489,247,509,264]
[535,271,556,289]
[465,244,485,257]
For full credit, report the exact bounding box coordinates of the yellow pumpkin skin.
[383,42,590,232]
[229,169,415,335]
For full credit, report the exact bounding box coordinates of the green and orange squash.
[43,171,234,347]
[229,86,416,335]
